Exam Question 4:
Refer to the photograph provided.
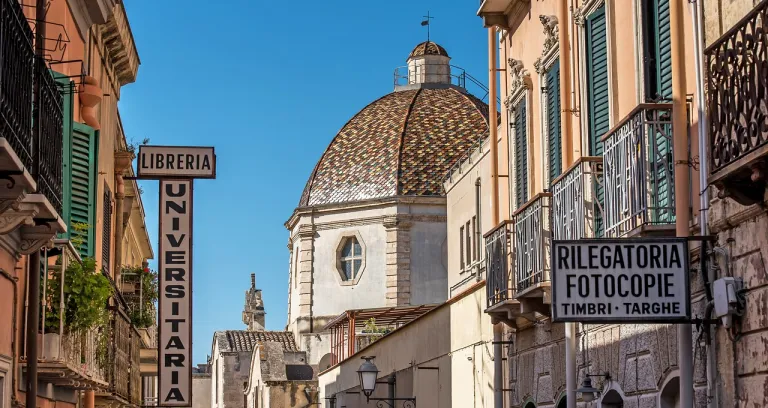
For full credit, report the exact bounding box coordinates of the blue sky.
[119,0,491,365]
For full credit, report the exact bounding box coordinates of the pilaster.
[384,216,412,306]
[296,224,315,329]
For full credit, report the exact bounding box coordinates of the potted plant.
[44,257,114,360]
[120,265,158,329]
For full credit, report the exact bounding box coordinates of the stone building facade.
[285,41,492,367]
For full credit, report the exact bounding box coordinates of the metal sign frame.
[551,237,691,324]
[137,145,217,179]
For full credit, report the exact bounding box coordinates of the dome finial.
[420,11,433,43]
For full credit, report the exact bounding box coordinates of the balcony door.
[642,0,675,223]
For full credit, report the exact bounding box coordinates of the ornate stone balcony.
[706,2,768,205]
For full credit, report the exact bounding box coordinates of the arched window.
[659,376,680,408]
[339,237,363,280]
[601,389,624,408]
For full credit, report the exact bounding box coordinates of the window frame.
[334,232,367,286]
[576,0,615,156]
[504,58,532,215]
[0,354,11,408]
[459,225,465,270]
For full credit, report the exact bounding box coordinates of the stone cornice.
[69,0,117,39]
[100,3,140,86]
[285,196,447,230]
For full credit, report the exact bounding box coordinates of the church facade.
[285,41,493,366]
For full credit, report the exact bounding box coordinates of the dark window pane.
[353,260,362,276]
[342,240,353,257]
[342,261,352,280]
[353,240,362,256]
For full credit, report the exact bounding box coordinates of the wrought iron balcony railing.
[485,220,512,308]
[35,56,64,216]
[106,306,142,405]
[0,0,63,216]
[705,1,768,205]
[602,104,675,238]
[551,157,604,240]
[0,0,34,169]
[512,193,552,294]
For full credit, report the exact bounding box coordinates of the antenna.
[421,11,434,42]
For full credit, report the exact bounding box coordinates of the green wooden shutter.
[54,73,74,241]
[585,6,610,156]
[70,123,98,258]
[643,0,672,101]
[515,99,528,208]
[546,60,562,184]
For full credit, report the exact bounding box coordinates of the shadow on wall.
[321,301,454,408]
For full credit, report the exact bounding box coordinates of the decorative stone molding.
[100,3,140,86]
[68,0,117,38]
[0,203,37,235]
[540,15,559,60]
[19,224,55,255]
[384,220,412,307]
[505,59,531,109]
[573,0,605,26]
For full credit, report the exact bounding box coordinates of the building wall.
[193,375,212,408]
[220,352,254,408]
[318,284,494,408]
[286,199,449,366]
[266,383,313,408]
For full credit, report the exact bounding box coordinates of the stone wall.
[266,382,314,408]
[221,352,253,408]
[508,320,708,407]
[192,375,211,408]
[709,194,768,408]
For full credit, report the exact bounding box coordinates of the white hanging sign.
[158,179,193,406]
[551,238,690,323]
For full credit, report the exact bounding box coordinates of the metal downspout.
[671,0,694,406]
[489,26,504,408]
[688,0,717,406]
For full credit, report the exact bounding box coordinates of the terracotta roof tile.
[299,87,490,207]
[408,41,450,59]
[214,330,298,353]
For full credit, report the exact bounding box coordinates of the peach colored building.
[0,2,154,408]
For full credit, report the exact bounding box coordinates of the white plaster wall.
[408,55,451,84]
[409,220,448,305]
[300,332,329,368]
[318,285,493,408]
[192,376,211,408]
[312,221,388,316]
[445,139,493,291]
[210,343,224,408]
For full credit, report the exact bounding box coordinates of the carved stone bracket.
[382,215,414,230]
[573,0,605,26]
[0,203,38,235]
[505,58,531,109]
[19,224,56,255]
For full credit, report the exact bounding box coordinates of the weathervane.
[421,11,433,42]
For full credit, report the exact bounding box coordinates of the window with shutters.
[513,99,529,209]
[585,5,610,155]
[641,0,673,214]
[545,60,563,184]
[102,184,113,274]
[642,0,672,102]
[57,72,97,259]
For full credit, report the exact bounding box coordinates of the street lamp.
[577,372,611,403]
[357,356,379,398]
[355,357,416,407]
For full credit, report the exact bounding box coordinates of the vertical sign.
[159,180,193,406]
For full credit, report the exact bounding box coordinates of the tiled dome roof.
[408,41,450,59]
[299,87,490,207]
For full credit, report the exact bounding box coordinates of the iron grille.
[602,104,675,237]
[0,0,34,169]
[512,194,552,293]
[485,221,512,308]
[706,0,768,174]
[551,157,604,240]
[34,56,63,216]
[102,185,112,274]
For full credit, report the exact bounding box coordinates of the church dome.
[408,41,450,59]
[298,86,491,207]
